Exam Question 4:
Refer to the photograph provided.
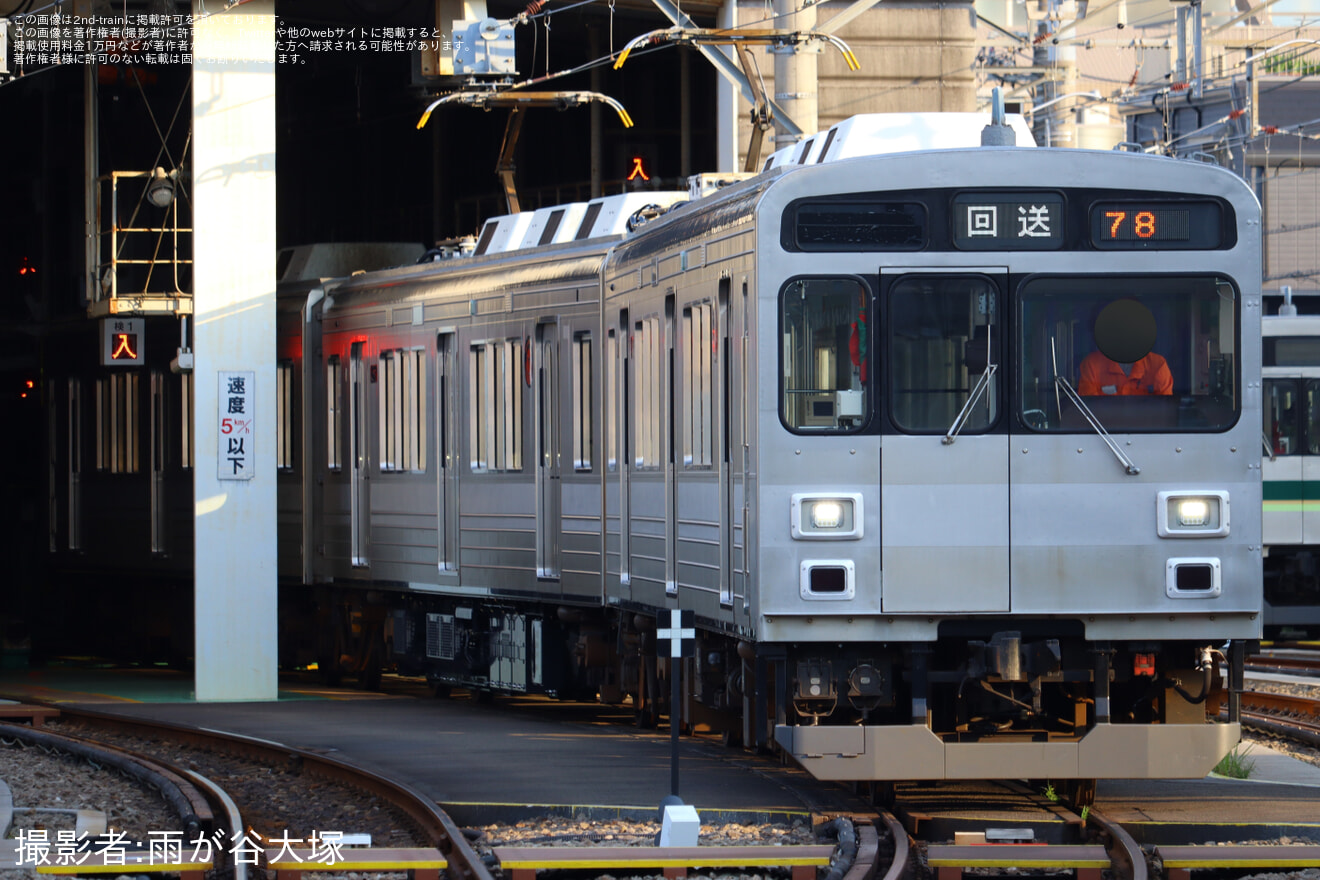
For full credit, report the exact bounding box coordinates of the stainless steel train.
[1262,302,1320,638]
[44,111,1264,798]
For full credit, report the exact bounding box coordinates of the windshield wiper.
[943,363,998,445]
[1054,376,1141,475]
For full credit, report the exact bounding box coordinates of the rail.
[1087,808,1147,880]
[1241,689,1320,748]
[1,720,232,880]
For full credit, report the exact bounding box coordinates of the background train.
[1262,297,1320,638]
[32,110,1263,799]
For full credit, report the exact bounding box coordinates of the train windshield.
[1018,275,1238,432]
[888,275,999,433]
[780,277,871,432]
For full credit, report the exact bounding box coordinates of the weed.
[1213,743,1256,779]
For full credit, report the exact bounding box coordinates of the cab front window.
[1019,275,1238,432]
[780,277,871,432]
[888,275,1000,434]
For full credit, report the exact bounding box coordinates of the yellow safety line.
[269,861,448,871]
[926,859,1110,869]
[499,857,831,869]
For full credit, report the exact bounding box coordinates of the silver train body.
[1262,312,1320,637]
[284,121,1263,785]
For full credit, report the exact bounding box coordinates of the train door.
[665,293,677,595]
[678,295,716,600]
[536,321,561,579]
[349,340,369,567]
[618,310,631,593]
[718,280,734,607]
[879,270,1009,612]
[437,332,458,573]
[628,307,671,595]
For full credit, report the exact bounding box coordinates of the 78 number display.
[1101,208,1188,242]
[1088,200,1226,249]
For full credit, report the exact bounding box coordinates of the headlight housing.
[1157,490,1229,538]
[791,493,863,539]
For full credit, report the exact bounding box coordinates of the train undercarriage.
[286,586,1249,806]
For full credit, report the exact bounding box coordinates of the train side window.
[635,317,663,468]
[180,371,194,470]
[1307,380,1320,455]
[67,378,83,552]
[779,277,871,432]
[470,340,523,472]
[277,361,294,471]
[682,303,714,467]
[1018,275,1238,432]
[1265,379,1302,456]
[378,349,427,473]
[888,275,999,434]
[572,333,592,471]
[326,356,342,471]
[95,372,140,474]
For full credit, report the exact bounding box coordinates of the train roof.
[1264,314,1320,334]
[761,112,1037,169]
[305,112,1257,306]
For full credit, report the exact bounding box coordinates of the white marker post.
[656,609,695,797]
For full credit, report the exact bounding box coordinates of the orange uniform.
[1078,351,1172,396]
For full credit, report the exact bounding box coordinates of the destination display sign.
[782,191,1231,252]
[951,193,1065,251]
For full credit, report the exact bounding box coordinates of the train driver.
[1078,298,1173,396]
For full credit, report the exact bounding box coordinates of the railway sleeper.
[491,843,837,880]
[924,844,1110,880]
[264,846,449,880]
[1155,844,1320,878]
[35,851,212,880]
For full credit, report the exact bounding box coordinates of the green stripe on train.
[1264,480,1310,501]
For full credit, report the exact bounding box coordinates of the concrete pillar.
[716,0,738,172]
[191,0,278,701]
[771,0,817,146]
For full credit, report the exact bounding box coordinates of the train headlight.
[791,493,863,539]
[1157,491,1229,538]
[1176,499,1210,527]
[812,501,844,529]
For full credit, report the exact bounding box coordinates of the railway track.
[4,708,908,880]
[3,708,492,880]
[904,788,1320,880]
[0,719,245,879]
[5,695,1319,880]
[1247,654,1320,677]
[1242,688,1320,748]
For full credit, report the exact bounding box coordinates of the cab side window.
[779,277,870,432]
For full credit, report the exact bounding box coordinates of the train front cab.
[760,147,1262,786]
